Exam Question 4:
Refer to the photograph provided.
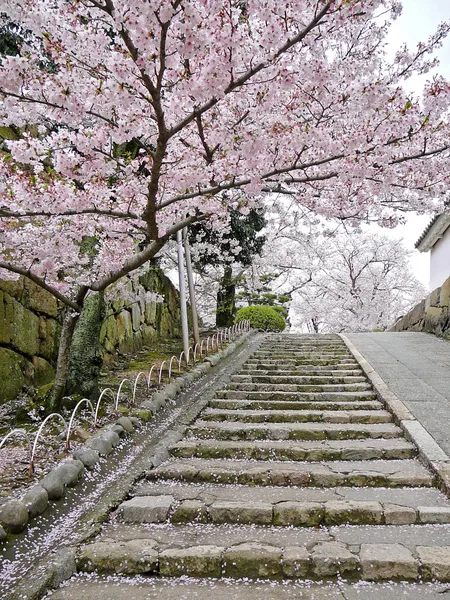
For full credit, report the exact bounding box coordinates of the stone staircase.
[53,334,450,598]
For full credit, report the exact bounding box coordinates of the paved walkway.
[347,332,450,456]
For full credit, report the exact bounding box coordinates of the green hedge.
[235,305,286,331]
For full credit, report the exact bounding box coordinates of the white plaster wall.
[430,228,450,290]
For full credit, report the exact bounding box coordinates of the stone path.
[48,334,450,598]
[345,332,450,455]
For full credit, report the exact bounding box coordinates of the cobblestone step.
[75,523,450,582]
[241,368,364,376]
[46,576,450,599]
[170,438,416,461]
[215,390,378,401]
[186,420,401,440]
[147,458,434,487]
[199,408,392,424]
[117,493,450,527]
[244,359,360,366]
[133,482,450,509]
[230,374,368,384]
[227,382,372,392]
[210,399,383,410]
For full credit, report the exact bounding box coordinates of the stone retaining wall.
[100,266,182,364]
[0,266,181,404]
[390,274,450,338]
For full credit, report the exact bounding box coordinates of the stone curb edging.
[339,334,450,498]
[0,331,254,542]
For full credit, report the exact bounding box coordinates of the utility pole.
[176,229,190,358]
[183,227,200,347]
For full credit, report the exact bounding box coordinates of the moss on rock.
[67,292,106,398]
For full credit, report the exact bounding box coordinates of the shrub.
[235,305,286,331]
[270,305,289,318]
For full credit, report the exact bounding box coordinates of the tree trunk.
[67,291,106,400]
[50,308,80,412]
[216,266,236,327]
[49,286,88,413]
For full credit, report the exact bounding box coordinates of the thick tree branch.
[0,262,81,310]
[90,212,209,291]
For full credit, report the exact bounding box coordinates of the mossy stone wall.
[0,266,182,404]
[99,266,182,364]
[390,274,450,338]
[0,279,60,404]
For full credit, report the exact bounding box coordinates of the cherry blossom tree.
[0,0,449,404]
[248,206,426,332]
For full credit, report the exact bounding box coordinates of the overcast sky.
[381,0,450,287]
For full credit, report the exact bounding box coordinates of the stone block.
[426,286,441,309]
[440,277,450,307]
[119,495,174,523]
[142,324,157,343]
[417,546,450,582]
[131,303,141,331]
[23,278,58,317]
[38,317,60,362]
[145,301,158,326]
[0,347,26,403]
[116,417,134,432]
[172,500,207,524]
[209,501,273,525]
[408,299,426,327]
[0,276,24,300]
[116,310,133,347]
[31,356,54,386]
[273,501,323,526]
[40,470,65,500]
[23,485,48,518]
[73,448,99,469]
[0,499,29,533]
[77,540,158,574]
[8,295,40,356]
[223,542,283,579]
[282,546,310,578]
[101,430,120,447]
[112,424,125,437]
[0,289,13,344]
[383,504,417,525]
[159,545,223,578]
[324,500,383,525]
[55,460,84,487]
[0,525,6,542]
[311,542,359,578]
[418,506,450,524]
[86,436,113,456]
[360,544,418,580]
[105,315,119,346]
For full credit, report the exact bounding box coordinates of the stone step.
[170,438,416,461]
[147,458,434,487]
[186,421,401,441]
[241,368,364,376]
[215,390,377,401]
[230,375,368,384]
[76,523,450,582]
[227,382,372,392]
[210,399,383,411]
[245,359,359,366]
[253,352,350,358]
[199,408,393,424]
[134,482,450,511]
[117,493,450,527]
[47,577,450,600]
